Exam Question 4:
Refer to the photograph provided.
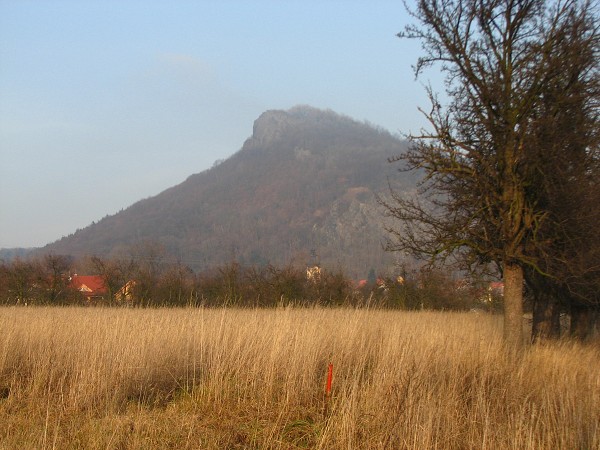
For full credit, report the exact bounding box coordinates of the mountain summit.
[42,106,414,277]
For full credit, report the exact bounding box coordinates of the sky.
[0,0,436,249]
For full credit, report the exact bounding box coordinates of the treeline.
[0,254,495,310]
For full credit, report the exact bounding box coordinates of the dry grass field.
[0,306,598,449]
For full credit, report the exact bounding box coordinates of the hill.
[39,106,415,278]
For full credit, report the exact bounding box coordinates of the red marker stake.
[325,363,333,397]
[323,362,334,416]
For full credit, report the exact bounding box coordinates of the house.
[485,281,505,304]
[306,266,321,283]
[489,281,505,296]
[69,275,107,302]
[114,280,137,303]
[355,279,368,289]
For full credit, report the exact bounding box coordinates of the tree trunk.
[570,303,593,341]
[532,293,561,343]
[551,303,562,338]
[503,263,524,353]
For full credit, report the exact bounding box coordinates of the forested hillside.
[40,106,415,278]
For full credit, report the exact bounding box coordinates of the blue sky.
[0,0,433,248]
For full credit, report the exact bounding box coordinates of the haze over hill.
[32,106,415,278]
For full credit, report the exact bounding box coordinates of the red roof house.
[489,281,505,295]
[69,275,108,301]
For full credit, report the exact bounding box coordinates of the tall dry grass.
[0,306,598,449]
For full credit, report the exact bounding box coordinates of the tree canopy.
[384,0,599,349]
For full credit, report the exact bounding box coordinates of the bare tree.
[87,255,137,303]
[41,254,73,304]
[0,257,46,305]
[522,3,600,341]
[383,0,598,351]
[129,240,167,305]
